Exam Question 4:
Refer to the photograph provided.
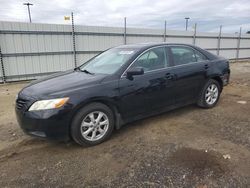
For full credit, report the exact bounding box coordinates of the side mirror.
[126,67,144,80]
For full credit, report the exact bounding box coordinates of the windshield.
[79,48,137,74]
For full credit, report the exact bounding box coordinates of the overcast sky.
[0,0,249,33]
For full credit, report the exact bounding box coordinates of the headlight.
[29,97,69,111]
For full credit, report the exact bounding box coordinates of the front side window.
[195,50,208,62]
[170,46,197,66]
[130,47,168,72]
[80,48,137,74]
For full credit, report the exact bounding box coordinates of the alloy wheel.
[80,111,109,141]
[205,84,219,105]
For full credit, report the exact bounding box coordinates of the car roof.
[115,42,197,50]
[115,42,219,60]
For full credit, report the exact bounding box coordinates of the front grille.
[16,98,29,110]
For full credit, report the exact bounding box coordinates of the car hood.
[19,70,107,99]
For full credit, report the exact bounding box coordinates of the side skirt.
[118,100,196,128]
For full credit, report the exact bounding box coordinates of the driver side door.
[118,46,175,120]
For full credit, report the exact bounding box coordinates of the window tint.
[131,47,168,72]
[81,48,137,74]
[194,50,207,62]
[170,46,197,66]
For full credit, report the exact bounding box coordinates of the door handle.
[165,73,174,80]
[204,64,209,69]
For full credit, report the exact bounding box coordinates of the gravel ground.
[0,62,250,188]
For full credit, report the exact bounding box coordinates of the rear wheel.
[71,103,114,146]
[197,79,221,108]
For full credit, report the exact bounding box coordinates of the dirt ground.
[0,61,250,188]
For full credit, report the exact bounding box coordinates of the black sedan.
[16,43,230,146]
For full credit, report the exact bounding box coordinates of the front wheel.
[71,103,114,146]
[197,79,221,108]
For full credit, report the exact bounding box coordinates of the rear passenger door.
[169,46,208,104]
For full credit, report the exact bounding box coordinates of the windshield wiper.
[74,67,95,75]
[82,69,94,75]
[81,69,95,75]
[74,67,80,71]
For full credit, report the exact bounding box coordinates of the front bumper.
[221,71,230,86]
[15,106,71,141]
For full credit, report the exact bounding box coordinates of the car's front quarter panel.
[15,92,73,140]
[16,75,120,141]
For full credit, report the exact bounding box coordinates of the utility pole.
[23,2,33,23]
[185,17,190,31]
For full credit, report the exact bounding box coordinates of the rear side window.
[170,46,196,66]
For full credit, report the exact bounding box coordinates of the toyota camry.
[16,43,230,146]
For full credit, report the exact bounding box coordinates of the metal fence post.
[193,23,197,45]
[235,27,242,62]
[71,12,77,68]
[164,20,167,42]
[217,25,222,55]
[124,17,127,45]
[0,46,6,83]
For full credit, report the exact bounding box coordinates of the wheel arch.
[68,97,123,135]
[210,76,223,91]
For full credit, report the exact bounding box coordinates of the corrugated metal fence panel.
[75,25,124,51]
[126,28,163,44]
[206,50,217,56]
[239,49,250,58]
[3,54,74,81]
[0,22,75,81]
[0,23,73,54]
[220,38,238,48]
[0,21,250,82]
[75,33,123,51]
[240,38,250,48]
[166,30,193,44]
[238,35,250,59]
[127,36,163,44]
[196,38,218,49]
[166,37,193,44]
[74,25,124,66]
[219,50,237,59]
[76,53,98,67]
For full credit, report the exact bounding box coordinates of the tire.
[71,102,114,146]
[197,79,221,108]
